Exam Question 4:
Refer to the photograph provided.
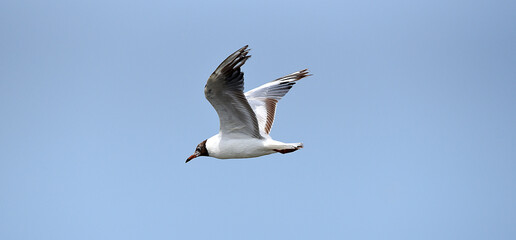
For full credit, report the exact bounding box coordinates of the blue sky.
[1,0,515,239]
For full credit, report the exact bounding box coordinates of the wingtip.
[293,69,312,80]
[238,45,250,53]
[300,69,312,75]
[270,68,312,83]
[213,46,252,75]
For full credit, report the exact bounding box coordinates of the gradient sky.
[1,0,516,239]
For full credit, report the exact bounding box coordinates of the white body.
[206,133,303,159]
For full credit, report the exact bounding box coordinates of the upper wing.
[245,69,311,136]
[204,45,262,139]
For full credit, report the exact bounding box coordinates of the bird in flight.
[186,45,310,163]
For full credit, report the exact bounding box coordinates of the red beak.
[186,152,200,163]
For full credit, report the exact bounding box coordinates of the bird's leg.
[273,143,303,154]
[273,148,299,154]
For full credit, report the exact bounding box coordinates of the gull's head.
[186,139,209,163]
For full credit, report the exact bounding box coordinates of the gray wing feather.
[204,45,262,138]
[245,69,310,100]
[245,69,311,135]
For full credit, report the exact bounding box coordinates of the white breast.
[205,134,275,159]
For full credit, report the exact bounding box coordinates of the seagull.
[186,45,310,163]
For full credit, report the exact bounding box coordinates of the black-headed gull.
[186,45,310,163]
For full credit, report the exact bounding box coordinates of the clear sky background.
[1,0,515,239]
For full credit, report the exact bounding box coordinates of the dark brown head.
[186,139,209,163]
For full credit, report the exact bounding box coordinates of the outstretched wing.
[204,45,262,139]
[245,69,311,136]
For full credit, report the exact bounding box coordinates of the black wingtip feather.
[214,45,251,76]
